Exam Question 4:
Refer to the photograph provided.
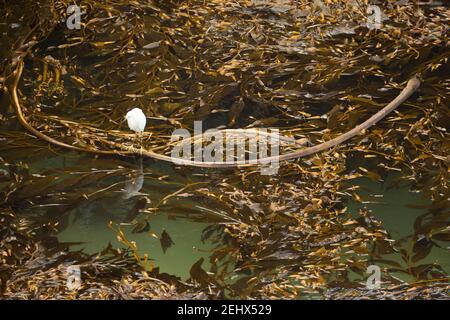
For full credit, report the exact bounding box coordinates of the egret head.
[125,107,140,120]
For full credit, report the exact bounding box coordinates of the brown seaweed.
[0,0,449,300]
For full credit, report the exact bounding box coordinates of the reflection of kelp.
[1,0,449,299]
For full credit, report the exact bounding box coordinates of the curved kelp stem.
[11,60,420,168]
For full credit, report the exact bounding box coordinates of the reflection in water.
[122,157,145,200]
[58,158,449,284]
[58,157,213,280]
[1,146,448,293]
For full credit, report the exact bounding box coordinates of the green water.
[6,144,450,282]
[25,150,447,282]
[348,177,450,282]
[58,213,212,279]
[20,151,215,279]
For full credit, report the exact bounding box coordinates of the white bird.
[125,108,146,133]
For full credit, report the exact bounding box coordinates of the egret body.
[125,108,146,133]
[125,108,146,154]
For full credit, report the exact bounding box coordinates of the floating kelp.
[0,0,449,299]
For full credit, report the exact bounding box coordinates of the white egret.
[125,108,146,133]
[125,108,146,153]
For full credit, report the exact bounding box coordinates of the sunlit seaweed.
[0,0,449,299]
